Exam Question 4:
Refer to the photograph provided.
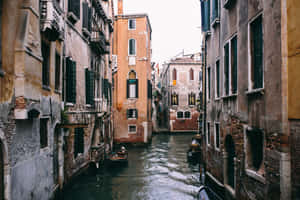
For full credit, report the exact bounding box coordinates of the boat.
[198,186,223,200]
[187,134,202,162]
[107,147,128,165]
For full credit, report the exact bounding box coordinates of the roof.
[115,14,152,33]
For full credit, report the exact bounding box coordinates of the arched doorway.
[0,140,4,200]
[225,135,235,189]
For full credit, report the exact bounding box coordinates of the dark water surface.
[62,134,201,200]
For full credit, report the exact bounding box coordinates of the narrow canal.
[62,133,201,200]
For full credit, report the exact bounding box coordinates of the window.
[189,68,194,80]
[129,39,136,55]
[55,52,61,91]
[127,109,138,119]
[40,118,48,148]
[188,93,196,105]
[171,93,178,105]
[66,57,77,103]
[225,135,236,189]
[172,68,177,81]
[184,111,191,119]
[212,0,219,22]
[68,0,80,21]
[207,67,211,100]
[206,122,211,145]
[128,125,137,133]
[74,128,84,158]
[128,19,136,30]
[224,35,238,96]
[177,111,184,119]
[82,2,92,33]
[249,15,263,90]
[231,36,237,94]
[85,68,94,105]
[245,128,264,172]
[215,123,220,149]
[148,80,152,99]
[201,0,210,32]
[42,41,50,88]
[215,60,220,98]
[127,71,138,98]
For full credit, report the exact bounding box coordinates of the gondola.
[107,147,128,165]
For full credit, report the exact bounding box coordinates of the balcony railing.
[90,31,109,54]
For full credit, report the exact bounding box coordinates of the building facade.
[0,0,114,199]
[162,54,202,133]
[200,0,300,199]
[113,0,152,144]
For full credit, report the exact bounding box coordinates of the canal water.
[62,134,201,200]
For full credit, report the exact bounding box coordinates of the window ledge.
[246,88,264,96]
[245,169,266,184]
[65,102,75,107]
[42,85,51,91]
[224,184,236,198]
[222,94,237,99]
[211,17,220,28]
[215,97,221,101]
[85,104,92,108]
[54,89,61,94]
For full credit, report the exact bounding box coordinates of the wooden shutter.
[231,36,237,94]
[136,79,139,98]
[126,80,129,98]
[224,44,229,95]
[82,2,88,30]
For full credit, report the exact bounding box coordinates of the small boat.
[198,186,223,200]
[107,147,128,165]
[187,135,202,162]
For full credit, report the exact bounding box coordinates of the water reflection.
[62,134,200,200]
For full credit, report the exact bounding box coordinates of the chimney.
[118,0,123,15]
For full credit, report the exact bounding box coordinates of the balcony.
[92,0,108,21]
[40,0,64,41]
[61,110,90,128]
[90,31,109,54]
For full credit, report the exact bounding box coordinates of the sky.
[113,0,202,64]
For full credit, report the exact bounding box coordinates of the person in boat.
[118,146,127,155]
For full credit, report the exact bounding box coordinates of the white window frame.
[128,38,136,56]
[128,125,137,133]
[223,34,238,97]
[176,111,184,119]
[128,19,136,30]
[206,122,211,146]
[184,111,192,119]
[214,122,220,151]
[247,13,264,92]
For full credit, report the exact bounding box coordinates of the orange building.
[113,0,152,143]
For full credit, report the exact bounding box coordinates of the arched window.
[225,135,236,189]
[127,71,138,98]
[189,68,194,80]
[171,93,178,105]
[129,39,136,55]
[172,68,177,81]
[188,92,196,105]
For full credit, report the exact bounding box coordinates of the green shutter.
[126,80,129,98]
[136,79,139,98]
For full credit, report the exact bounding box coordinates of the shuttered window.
[224,43,230,96]
[212,0,219,22]
[216,60,220,98]
[85,69,94,105]
[42,42,50,88]
[55,52,61,91]
[68,0,80,20]
[66,58,76,104]
[190,68,194,80]
[74,128,84,158]
[207,67,211,100]
[129,39,136,55]
[250,15,263,89]
[147,80,152,99]
[172,68,177,81]
[231,36,237,94]
[201,0,211,32]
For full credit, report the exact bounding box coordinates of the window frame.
[184,111,191,119]
[171,93,179,106]
[176,111,184,119]
[223,34,238,97]
[128,38,136,56]
[214,122,220,151]
[215,60,220,99]
[128,19,136,30]
[127,109,138,119]
[248,13,264,92]
[206,122,211,146]
[128,125,137,133]
[40,118,49,149]
[188,92,196,106]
